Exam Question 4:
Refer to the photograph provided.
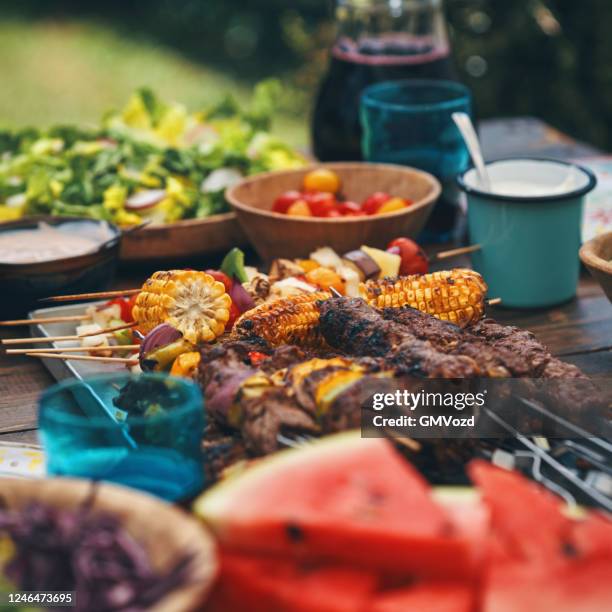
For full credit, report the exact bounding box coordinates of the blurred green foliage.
[1,0,611,149]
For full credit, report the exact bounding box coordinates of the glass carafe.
[312,0,455,162]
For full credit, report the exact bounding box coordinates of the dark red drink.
[312,38,456,161]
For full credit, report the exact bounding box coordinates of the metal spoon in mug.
[452,112,491,191]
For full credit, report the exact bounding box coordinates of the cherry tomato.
[272,190,302,214]
[362,192,391,215]
[248,351,268,366]
[303,168,341,194]
[337,201,361,215]
[105,298,132,322]
[387,237,429,275]
[205,269,233,293]
[226,302,241,331]
[305,192,336,217]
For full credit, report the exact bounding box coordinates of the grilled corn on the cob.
[133,270,231,343]
[360,268,487,327]
[233,291,331,347]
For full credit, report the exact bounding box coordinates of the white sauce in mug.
[0,223,105,264]
[488,180,557,197]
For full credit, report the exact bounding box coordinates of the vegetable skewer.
[5,345,139,355]
[25,352,139,365]
[40,288,140,303]
[1,322,137,345]
[0,314,92,326]
[434,244,482,260]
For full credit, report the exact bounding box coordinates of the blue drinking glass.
[39,373,205,501]
[360,79,472,242]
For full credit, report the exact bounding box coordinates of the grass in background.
[0,19,306,146]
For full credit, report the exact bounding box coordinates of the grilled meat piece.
[319,297,482,377]
[240,387,319,456]
[384,307,520,377]
[198,339,268,425]
[469,318,585,379]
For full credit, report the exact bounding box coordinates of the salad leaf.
[0,83,305,227]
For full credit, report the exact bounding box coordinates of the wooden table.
[1,119,610,445]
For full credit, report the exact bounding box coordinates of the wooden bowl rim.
[226,162,442,224]
[0,477,217,612]
[579,230,612,275]
[133,211,238,230]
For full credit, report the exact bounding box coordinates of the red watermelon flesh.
[195,434,480,578]
[207,551,378,612]
[568,512,612,560]
[483,559,612,612]
[368,582,476,612]
[468,459,570,563]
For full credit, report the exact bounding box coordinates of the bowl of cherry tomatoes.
[226,163,440,260]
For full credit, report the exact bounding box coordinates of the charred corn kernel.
[133,270,231,343]
[360,268,488,327]
[170,351,201,378]
[305,267,345,294]
[233,291,331,347]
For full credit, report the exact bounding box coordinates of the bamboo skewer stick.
[1,322,137,346]
[0,314,93,326]
[434,244,482,260]
[487,297,502,306]
[6,345,139,355]
[25,352,139,365]
[40,288,140,303]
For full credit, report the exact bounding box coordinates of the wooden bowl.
[0,477,217,612]
[119,213,248,262]
[580,230,612,302]
[0,216,120,318]
[226,163,441,261]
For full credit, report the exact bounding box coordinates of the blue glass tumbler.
[39,373,205,501]
[360,79,472,242]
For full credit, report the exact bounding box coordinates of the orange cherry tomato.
[378,197,408,214]
[303,168,341,194]
[286,199,312,217]
[362,192,391,215]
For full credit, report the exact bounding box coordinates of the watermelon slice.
[368,583,475,612]
[195,432,481,578]
[207,551,378,612]
[470,460,612,611]
[483,559,612,612]
[468,459,570,563]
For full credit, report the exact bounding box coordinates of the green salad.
[0,80,305,225]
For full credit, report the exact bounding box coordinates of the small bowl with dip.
[0,216,121,316]
[458,158,597,308]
